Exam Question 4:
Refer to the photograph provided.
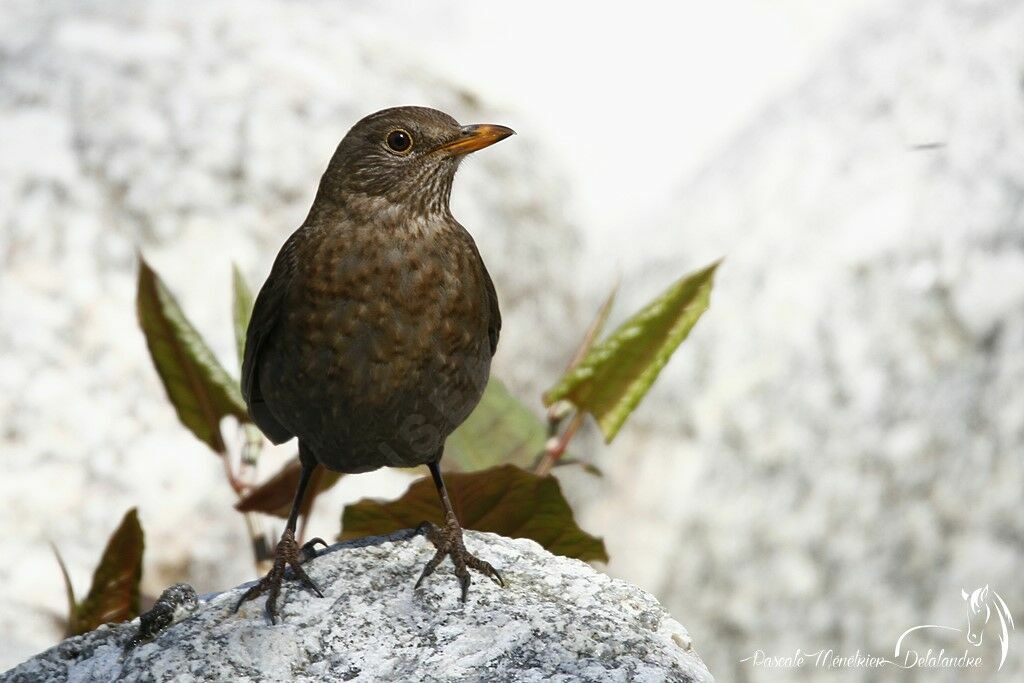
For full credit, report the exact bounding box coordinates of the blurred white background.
[3,1,1023,681]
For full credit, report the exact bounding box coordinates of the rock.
[1,532,712,683]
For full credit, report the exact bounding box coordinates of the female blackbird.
[236,106,514,623]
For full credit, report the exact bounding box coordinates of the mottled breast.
[261,216,492,471]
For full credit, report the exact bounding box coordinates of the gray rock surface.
[1,532,712,683]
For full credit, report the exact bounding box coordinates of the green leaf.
[231,263,254,372]
[137,256,248,453]
[340,464,607,562]
[445,378,546,472]
[235,457,342,518]
[230,265,264,464]
[71,508,145,635]
[544,260,720,442]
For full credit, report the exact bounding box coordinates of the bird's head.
[315,106,515,218]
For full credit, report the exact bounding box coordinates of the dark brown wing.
[241,231,303,444]
[461,231,501,355]
[482,261,501,356]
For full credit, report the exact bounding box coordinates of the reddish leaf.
[341,464,607,562]
[71,508,145,635]
[235,458,342,518]
[50,544,77,636]
[564,282,618,373]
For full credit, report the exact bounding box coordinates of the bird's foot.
[414,514,505,601]
[233,529,327,624]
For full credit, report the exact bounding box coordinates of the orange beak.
[435,124,516,156]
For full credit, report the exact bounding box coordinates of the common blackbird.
[236,106,514,622]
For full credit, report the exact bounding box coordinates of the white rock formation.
[1,532,712,683]
[0,0,580,667]
[578,0,1024,680]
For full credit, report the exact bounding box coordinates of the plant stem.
[221,448,247,495]
[534,411,584,477]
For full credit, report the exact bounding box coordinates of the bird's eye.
[386,129,413,153]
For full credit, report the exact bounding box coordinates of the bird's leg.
[234,461,327,623]
[414,461,505,600]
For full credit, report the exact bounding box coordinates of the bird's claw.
[298,537,328,564]
[414,517,504,601]
[233,529,324,624]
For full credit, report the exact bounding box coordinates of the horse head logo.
[962,585,1014,668]
[895,585,1015,671]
